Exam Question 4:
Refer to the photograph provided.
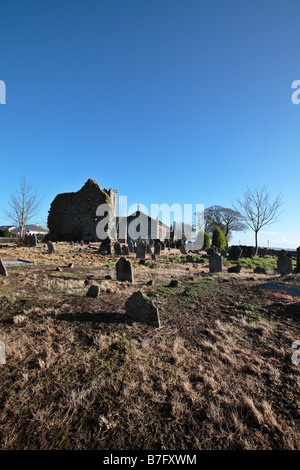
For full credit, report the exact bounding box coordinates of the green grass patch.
[103,263,116,268]
[223,256,296,271]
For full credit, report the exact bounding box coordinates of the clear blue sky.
[1,0,300,248]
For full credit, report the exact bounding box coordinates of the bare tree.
[5,176,42,240]
[197,205,247,245]
[234,186,283,255]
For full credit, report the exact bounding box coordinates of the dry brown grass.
[0,243,299,450]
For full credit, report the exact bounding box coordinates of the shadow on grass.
[46,310,134,325]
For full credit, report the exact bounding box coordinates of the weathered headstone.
[116,257,133,282]
[228,265,241,273]
[186,255,194,263]
[128,240,134,253]
[86,284,100,297]
[297,246,300,273]
[146,244,152,254]
[0,258,8,276]
[151,254,156,261]
[121,244,129,255]
[125,291,160,327]
[179,245,186,255]
[277,253,293,275]
[114,242,122,255]
[209,253,223,273]
[241,246,255,258]
[154,241,161,255]
[228,245,242,261]
[98,238,112,255]
[47,241,55,254]
[136,241,146,260]
[28,234,37,247]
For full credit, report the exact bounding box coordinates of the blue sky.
[1,0,300,248]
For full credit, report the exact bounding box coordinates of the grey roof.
[11,225,49,233]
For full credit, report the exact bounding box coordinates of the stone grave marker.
[125,291,160,327]
[116,257,133,282]
[209,253,223,273]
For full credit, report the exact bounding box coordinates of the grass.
[0,245,299,450]
[224,256,296,271]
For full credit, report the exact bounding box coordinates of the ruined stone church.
[47,179,170,242]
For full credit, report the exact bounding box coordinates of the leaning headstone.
[47,241,55,254]
[154,241,161,255]
[209,253,223,273]
[128,240,134,253]
[116,257,133,282]
[125,291,160,327]
[0,258,8,276]
[277,254,293,275]
[86,284,100,298]
[121,244,129,255]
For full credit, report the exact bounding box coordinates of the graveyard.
[0,240,299,450]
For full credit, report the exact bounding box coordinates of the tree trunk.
[254,231,258,256]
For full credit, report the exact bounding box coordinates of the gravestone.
[209,253,223,273]
[0,258,8,276]
[241,246,255,258]
[47,241,55,254]
[125,291,160,327]
[128,240,134,253]
[154,241,161,255]
[179,245,187,255]
[121,244,129,255]
[98,238,112,255]
[114,242,122,255]
[86,284,100,297]
[186,255,194,263]
[146,244,152,254]
[228,245,242,261]
[297,246,300,273]
[28,234,37,247]
[277,253,293,275]
[228,265,241,273]
[136,241,146,260]
[151,254,156,261]
[116,257,133,282]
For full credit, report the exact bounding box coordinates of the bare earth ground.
[0,242,299,450]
